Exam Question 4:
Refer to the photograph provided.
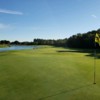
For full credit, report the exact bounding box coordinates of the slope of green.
[0,46,100,100]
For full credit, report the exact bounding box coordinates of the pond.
[0,45,39,52]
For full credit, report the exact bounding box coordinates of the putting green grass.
[0,46,100,100]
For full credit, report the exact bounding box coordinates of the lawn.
[0,46,100,100]
[0,44,9,48]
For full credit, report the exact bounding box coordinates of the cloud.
[0,9,23,15]
[91,14,97,18]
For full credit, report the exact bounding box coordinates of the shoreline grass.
[0,46,100,100]
[0,44,9,48]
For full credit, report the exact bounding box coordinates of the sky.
[0,0,100,42]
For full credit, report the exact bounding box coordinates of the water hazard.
[0,45,39,52]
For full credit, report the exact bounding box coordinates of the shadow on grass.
[39,84,93,100]
[57,48,100,59]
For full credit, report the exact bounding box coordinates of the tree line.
[67,29,100,48]
[0,39,67,47]
[0,29,100,48]
[33,38,67,46]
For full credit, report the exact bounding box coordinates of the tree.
[67,30,98,48]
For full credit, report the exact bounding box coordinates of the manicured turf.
[0,46,100,100]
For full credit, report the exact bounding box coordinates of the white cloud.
[0,9,23,15]
[91,14,97,18]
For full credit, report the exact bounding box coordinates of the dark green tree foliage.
[21,41,33,45]
[33,38,67,46]
[67,30,99,48]
[0,40,10,44]
[11,40,20,45]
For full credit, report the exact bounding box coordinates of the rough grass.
[0,46,100,100]
[0,44,8,48]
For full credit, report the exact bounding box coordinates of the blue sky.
[0,0,100,41]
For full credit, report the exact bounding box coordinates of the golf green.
[0,46,100,100]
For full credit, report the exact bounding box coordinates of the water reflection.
[0,45,38,52]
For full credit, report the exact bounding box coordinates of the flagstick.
[93,43,96,84]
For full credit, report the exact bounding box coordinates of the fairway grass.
[0,46,100,100]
